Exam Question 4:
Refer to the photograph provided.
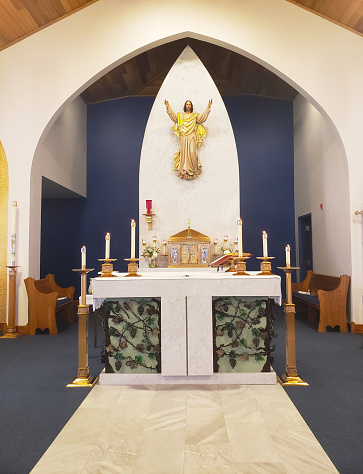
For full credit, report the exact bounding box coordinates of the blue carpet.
[272,307,363,474]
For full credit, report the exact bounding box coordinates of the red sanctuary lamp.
[143,199,155,230]
[146,200,152,215]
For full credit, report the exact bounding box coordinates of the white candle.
[12,201,17,235]
[263,231,268,258]
[131,220,136,259]
[214,239,218,254]
[105,233,110,259]
[81,246,86,269]
[285,244,291,267]
[237,219,243,257]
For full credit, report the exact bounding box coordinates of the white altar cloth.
[92,270,281,385]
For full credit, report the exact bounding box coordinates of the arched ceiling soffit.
[80,38,300,104]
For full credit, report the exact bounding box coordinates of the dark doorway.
[298,213,313,282]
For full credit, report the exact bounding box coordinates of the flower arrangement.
[142,245,160,258]
[142,244,160,267]
[220,245,233,255]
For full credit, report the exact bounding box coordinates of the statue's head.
[184,100,193,113]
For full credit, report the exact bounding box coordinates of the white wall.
[38,96,87,197]
[1,0,363,324]
[139,46,240,254]
[294,95,351,282]
[28,97,87,323]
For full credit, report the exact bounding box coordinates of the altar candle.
[285,244,291,267]
[142,239,146,248]
[12,201,17,236]
[131,220,136,259]
[105,233,110,259]
[153,236,157,245]
[237,219,243,257]
[214,239,218,254]
[81,246,86,269]
[146,200,152,215]
[263,231,268,258]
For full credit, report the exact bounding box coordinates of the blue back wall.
[41,96,294,297]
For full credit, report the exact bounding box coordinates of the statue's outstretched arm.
[165,100,177,122]
[197,99,212,124]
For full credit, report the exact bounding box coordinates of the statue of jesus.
[165,99,212,180]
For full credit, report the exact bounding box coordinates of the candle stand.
[277,265,308,386]
[98,258,117,277]
[124,258,141,277]
[233,255,250,276]
[67,267,98,387]
[256,256,275,275]
[1,265,22,338]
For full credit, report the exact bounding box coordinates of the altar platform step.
[99,369,277,385]
[32,383,337,473]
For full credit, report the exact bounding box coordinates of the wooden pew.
[25,274,75,335]
[292,272,350,333]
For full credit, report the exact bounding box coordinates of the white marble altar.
[92,269,281,385]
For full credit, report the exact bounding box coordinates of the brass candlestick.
[124,258,141,277]
[256,256,275,275]
[277,265,308,386]
[233,255,250,276]
[68,267,98,387]
[98,258,117,277]
[1,265,22,339]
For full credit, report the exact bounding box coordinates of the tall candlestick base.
[98,258,117,277]
[277,266,308,387]
[143,213,155,230]
[1,265,22,339]
[124,258,141,277]
[233,256,250,276]
[256,257,275,275]
[68,268,98,387]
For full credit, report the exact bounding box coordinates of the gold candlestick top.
[131,219,136,227]
[12,201,17,207]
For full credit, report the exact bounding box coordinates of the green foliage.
[124,322,133,331]
[254,353,264,362]
[229,350,237,359]
[251,328,260,336]
[109,326,120,337]
[224,322,235,331]
[238,309,248,319]
[148,353,156,360]
[114,352,125,361]
[239,338,247,348]
[135,355,143,364]
[216,313,224,321]
[146,317,156,326]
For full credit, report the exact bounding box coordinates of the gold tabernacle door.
[168,227,211,267]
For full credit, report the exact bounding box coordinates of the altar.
[92,269,281,385]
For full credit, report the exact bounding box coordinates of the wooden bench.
[25,274,75,335]
[292,271,350,332]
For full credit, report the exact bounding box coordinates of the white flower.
[153,251,158,258]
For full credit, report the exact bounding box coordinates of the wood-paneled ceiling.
[81,38,300,103]
[0,0,362,103]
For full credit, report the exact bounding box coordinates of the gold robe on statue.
[167,105,211,179]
